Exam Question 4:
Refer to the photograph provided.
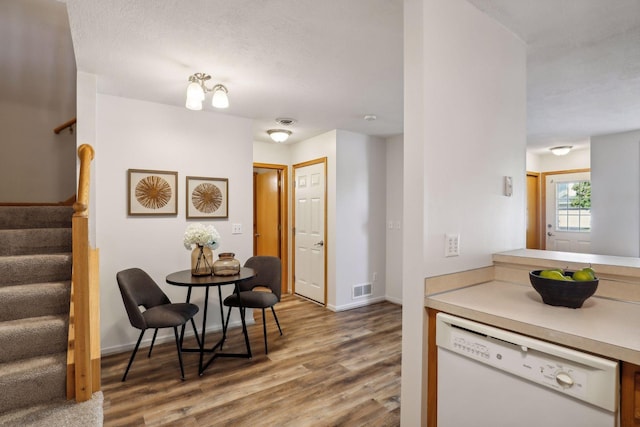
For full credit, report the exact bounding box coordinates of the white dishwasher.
[436,313,619,427]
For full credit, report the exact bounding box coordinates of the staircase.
[0,206,73,418]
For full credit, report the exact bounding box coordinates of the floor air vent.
[352,283,372,299]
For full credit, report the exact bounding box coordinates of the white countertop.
[426,280,640,365]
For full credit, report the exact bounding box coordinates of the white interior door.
[294,161,326,304]
[545,172,591,253]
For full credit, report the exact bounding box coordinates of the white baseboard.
[328,295,387,312]
[385,295,403,305]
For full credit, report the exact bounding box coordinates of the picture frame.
[127,169,178,216]
[186,176,229,219]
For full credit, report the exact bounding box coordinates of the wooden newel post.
[72,143,95,402]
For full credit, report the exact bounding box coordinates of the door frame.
[540,168,590,250]
[292,157,328,306]
[253,162,289,295]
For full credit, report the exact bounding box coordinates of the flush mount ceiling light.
[549,146,573,156]
[267,129,292,143]
[185,72,229,111]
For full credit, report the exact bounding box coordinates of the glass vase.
[213,252,241,276]
[191,245,213,276]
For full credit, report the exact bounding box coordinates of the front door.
[545,171,591,253]
[293,159,326,304]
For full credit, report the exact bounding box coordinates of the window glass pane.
[555,180,591,232]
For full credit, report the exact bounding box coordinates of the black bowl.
[529,270,598,309]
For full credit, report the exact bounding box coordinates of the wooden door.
[253,163,288,295]
[293,159,326,304]
[255,169,280,257]
[526,172,541,249]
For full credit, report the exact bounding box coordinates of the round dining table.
[166,267,256,375]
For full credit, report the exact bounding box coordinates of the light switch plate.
[445,233,460,257]
[232,223,242,234]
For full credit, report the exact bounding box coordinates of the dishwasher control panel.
[449,328,588,398]
[436,313,619,412]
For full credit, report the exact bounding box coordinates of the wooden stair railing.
[54,117,76,134]
[67,144,101,402]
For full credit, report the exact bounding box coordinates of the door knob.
[315,240,324,247]
[547,232,554,237]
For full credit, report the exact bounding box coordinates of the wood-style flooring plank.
[101,294,402,426]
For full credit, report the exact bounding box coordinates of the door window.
[555,180,591,232]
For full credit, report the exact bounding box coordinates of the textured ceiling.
[467,0,640,153]
[12,1,640,150]
[64,0,404,144]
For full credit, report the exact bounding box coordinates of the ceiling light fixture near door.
[185,72,229,111]
[550,146,573,156]
[267,129,292,143]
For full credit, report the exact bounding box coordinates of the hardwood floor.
[101,294,402,426]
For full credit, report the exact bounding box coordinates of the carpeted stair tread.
[0,353,67,414]
[0,206,73,230]
[0,228,72,256]
[0,392,103,427]
[0,205,83,421]
[0,253,72,287]
[0,281,71,322]
[0,315,68,363]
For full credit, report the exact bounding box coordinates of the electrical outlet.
[445,233,460,257]
[232,223,242,234]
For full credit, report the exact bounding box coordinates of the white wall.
[590,129,640,256]
[0,0,77,202]
[402,0,527,424]
[253,140,291,166]
[386,135,403,304]
[95,94,254,354]
[526,148,590,172]
[335,130,388,310]
[0,102,76,202]
[421,3,526,276]
[76,72,97,243]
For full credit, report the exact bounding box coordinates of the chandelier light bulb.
[211,85,229,109]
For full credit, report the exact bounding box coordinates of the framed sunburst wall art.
[186,176,229,219]
[127,169,178,216]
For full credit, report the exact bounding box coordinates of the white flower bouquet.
[183,223,220,250]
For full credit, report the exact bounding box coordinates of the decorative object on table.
[127,169,178,216]
[529,269,598,309]
[184,223,220,276]
[186,176,229,219]
[213,252,241,276]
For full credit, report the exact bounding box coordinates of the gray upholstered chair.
[223,256,283,354]
[117,268,199,381]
